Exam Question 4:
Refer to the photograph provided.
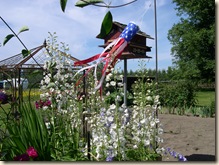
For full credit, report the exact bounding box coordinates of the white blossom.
[110,81,116,86]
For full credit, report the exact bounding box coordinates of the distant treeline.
[124,67,215,90]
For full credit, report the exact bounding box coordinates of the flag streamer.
[74,22,139,91]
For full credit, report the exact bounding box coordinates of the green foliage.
[198,100,215,117]
[75,0,104,8]
[21,49,31,58]
[159,80,197,115]
[1,17,30,59]
[17,26,29,35]
[1,103,51,160]
[105,88,134,106]
[47,108,86,161]
[3,26,29,46]
[60,0,68,12]
[3,34,14,46]
[126,147,160,161]
[168,0,215,83]
[186,101,215,118]
[133,67,179,82]
[98,11,113,39]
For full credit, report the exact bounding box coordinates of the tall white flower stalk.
[127,60,164,160]
[38,33,85,160]
[88,67,128,161]
[87,62,164,161]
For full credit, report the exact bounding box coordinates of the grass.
[195,90,215,106]
[0,88,41,135]
[0,88,41,114]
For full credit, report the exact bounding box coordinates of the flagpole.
[154,0,158,116]
[154,0,159,150]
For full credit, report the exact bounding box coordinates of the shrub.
[158,80,197,115]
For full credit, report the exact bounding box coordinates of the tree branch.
[80,0,138,8]
[0,16,28,50]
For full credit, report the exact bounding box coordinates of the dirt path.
[158,114,216,161]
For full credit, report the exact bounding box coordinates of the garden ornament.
[74,22,139,91]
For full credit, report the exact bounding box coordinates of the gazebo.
[0,41,87,102]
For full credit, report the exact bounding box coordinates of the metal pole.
[123,58,127,107]
[154,0,158,117]
[154,0,159,151]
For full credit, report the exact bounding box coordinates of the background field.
[195,90,215,106]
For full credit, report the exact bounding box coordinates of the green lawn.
[195,90,215,106]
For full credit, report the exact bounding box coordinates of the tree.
[167,0,215,83]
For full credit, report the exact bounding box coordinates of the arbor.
[168,0,215,83]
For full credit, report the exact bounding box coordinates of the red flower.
[13,153,30,161]
[26,146,38,159]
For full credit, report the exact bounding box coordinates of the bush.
[198,100,215,117]
[158,80,197,115]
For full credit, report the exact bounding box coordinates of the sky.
[0,0,180,71]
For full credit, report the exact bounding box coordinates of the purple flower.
[178,154,187,161]
[165,147,187,161]
[172,151,177,158]
[106,156,114,161]
[13,153,30,161]
[100,111,105,117]
[0,92,8,104]
[166,147,171,152]
[106,149,114,161]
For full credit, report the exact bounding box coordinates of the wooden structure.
[96,21,154,105]
[97,21,153,59]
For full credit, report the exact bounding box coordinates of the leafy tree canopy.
[168,0,215,83]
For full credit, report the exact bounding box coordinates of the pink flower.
[26,146,38,159]
[35,101,40,109]
[45,100,51,106]
[35,99,51,109]
[13,153,30,161]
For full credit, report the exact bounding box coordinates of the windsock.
[74,22,139,91]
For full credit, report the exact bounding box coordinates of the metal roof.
[0,42,88,70]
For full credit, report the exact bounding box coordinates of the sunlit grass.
[195,90,215,106]
[0,88,41,112]
[22,88,41,101]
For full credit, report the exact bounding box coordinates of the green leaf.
[75,0,103,8]
[21,49,30,58]
[98,11,113,38]
[3,34,14,46]
[32,70,41,74]
[60,0,68,12]
[17,26,29,35]
[47,82,56,88]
